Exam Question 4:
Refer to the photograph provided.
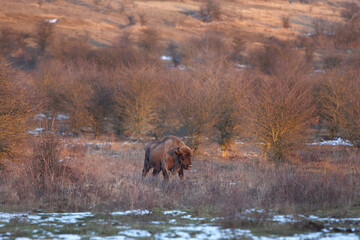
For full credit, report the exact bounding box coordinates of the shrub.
[113,65,163,137]
[214,67,246,157]
[32,59,67,131]
[34,20,54,54]
[200,0,222,22]
[323,53,342,69]
[0,28,28,56]
[341,2,360,23]
[281,16,291,29]
[167,64,220,150]
[166,40,182,66]
[321,67,360,148]
[137,28,162,61]
[244,66,315,161]
[183,30,231,66]
[0,59,31,161]
[249,40,309,76]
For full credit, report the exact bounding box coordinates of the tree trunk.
[221,145,227,157]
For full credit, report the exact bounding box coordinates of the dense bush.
[0,60,31,161]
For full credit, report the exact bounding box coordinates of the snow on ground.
[160,55,172,61]
[37,212,93,224]
[272,215,296,224]
[28,128,44,135]
[1,210,360,240]
[0,212,93,224]
[309,138,352,146]
[163,210,187,216]
[34,113,46,119]
[81,142,113,147]
[300,215,360,222]
[47,18,58,23]
[120,229,152,238]
[0,212,41,223]
[236,64,251,69]
[56,114,69,120]
[34,113,69,120]
[181,215,206,221]
[55,234,81,240]
[111,209,151,216]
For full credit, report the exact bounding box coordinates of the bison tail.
[143,146,152,174]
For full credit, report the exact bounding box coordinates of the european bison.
[142,136,192,180]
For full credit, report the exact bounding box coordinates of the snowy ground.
[1,210,359,240]
[308,138,353,146]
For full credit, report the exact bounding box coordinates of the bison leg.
[162,168,169,180]
[160,156,170,180]
[152,167,161,176]
[142,165,151,179]
[178,168,185,180]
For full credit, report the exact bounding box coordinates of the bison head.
[175,146,192,170]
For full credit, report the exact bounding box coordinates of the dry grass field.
[0,1,360,238]
[0,0,349,48]
[1,134,360,214]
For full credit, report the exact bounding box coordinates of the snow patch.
[181,215,206,221]
[28,128,44,135]
[314,69,325,74]
[120,229,151,237]
[236,64,251,69]
[244,208,266,214]
[161,55,172,61]
[37,212,93,224]
[111,209,151,216]
[55,234,81,240]
[82,142,113,147]
[56,114,69,120]
[272,215,296,223]
[309,138,352,146]
[178,65,186,71]
[163,210,187,216]
[47,19,58,23]
[34,113,46,119]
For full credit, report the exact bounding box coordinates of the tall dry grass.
[1,135,359,215]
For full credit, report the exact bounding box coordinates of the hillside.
[0,0,349,50]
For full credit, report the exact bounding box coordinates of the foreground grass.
[0,137,360,218]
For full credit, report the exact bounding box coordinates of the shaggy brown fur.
[142,136,192,180]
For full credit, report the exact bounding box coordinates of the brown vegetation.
[320,67,360,148]
[0,60,31,161]
[0,0,360,214]
[1,136,360,214]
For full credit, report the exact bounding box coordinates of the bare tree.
[32,59,66,131]
[319,68,347,138]
[321,67,360,148]
[87,69,115,136]
[34,21,54,54]
[244,47,315,161]
[214,67,247,157]
[114,65,162,137]
[59,61,94,135]
[182,30,231,66]
[168,64,220,150]
[0,59,31,160]
[200,0,222,22]
[137,28,162,61]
